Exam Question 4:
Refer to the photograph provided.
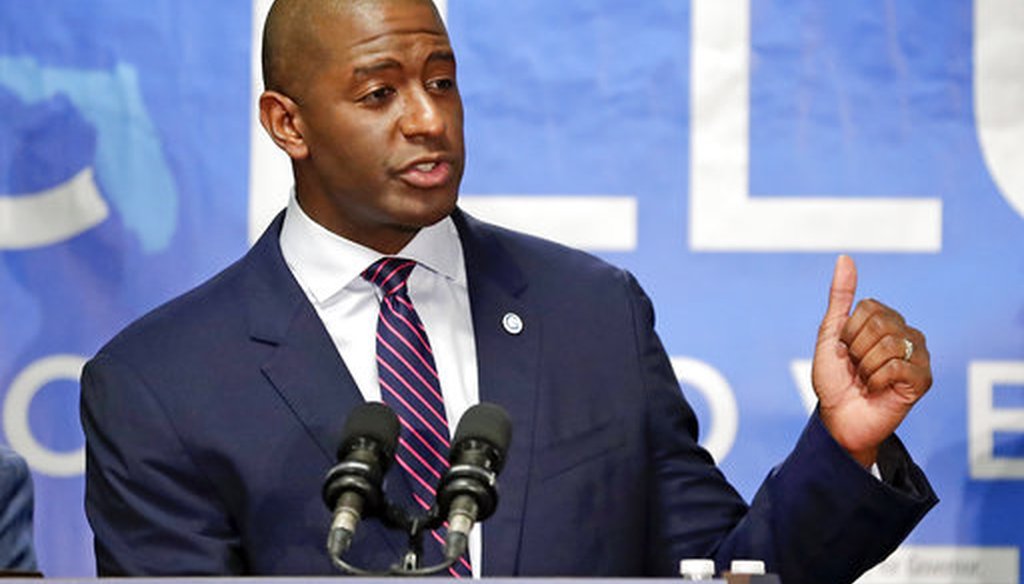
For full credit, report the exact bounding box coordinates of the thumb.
[822,254,857,334]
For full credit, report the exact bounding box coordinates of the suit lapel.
[242,213,411,560]
[243,213,363,463]
[454,210,540,576]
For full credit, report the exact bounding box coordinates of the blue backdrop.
[1,1,1021,581]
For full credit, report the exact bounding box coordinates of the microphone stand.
[327,500,460,577]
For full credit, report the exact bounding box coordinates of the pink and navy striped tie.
[362,257,471,577]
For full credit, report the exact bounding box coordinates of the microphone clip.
[436,463,498,521]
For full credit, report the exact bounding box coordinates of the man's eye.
[361,87,395,104]
[428,78,455,92]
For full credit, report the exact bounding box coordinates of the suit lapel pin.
[502,312,524,335]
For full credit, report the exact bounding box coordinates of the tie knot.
[362,257,416,297]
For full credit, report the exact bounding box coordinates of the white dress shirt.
[278,195,482,575]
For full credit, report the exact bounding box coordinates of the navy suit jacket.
[0,446,37,572]
[81,209,936,582]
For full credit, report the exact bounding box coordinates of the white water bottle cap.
[679,558,716,579]
[729,559,766,574]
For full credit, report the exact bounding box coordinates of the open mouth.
[399,160,452,189]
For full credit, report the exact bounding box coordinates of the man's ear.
[259,90,309,160]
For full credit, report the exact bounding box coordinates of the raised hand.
[811,255,933,467]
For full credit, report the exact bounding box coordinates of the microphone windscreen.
[340,402,400,458]
[453,403,512,457]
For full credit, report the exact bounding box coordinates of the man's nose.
[399,88,445,139]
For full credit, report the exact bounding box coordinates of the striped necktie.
[362,257,471,577]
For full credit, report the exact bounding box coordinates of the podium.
[0,573,778,577]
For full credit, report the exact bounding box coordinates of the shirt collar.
[279,193,465,304]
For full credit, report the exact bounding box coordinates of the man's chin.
[409,193,459,227]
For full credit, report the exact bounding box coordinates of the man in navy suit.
[0,446,37,572]
[80,0,937,581]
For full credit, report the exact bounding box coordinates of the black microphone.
[435,403,512,562]
[322,402,400,559]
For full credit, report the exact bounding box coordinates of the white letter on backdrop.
[3,355,87,477]
[975,0,1024,220]
[671,357,738,463]
[968,361,1024,479]
[689,0,942,252]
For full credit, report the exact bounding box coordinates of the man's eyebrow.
[426,49,456,65]
[351,50,454,79]
[352,58,402,79]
